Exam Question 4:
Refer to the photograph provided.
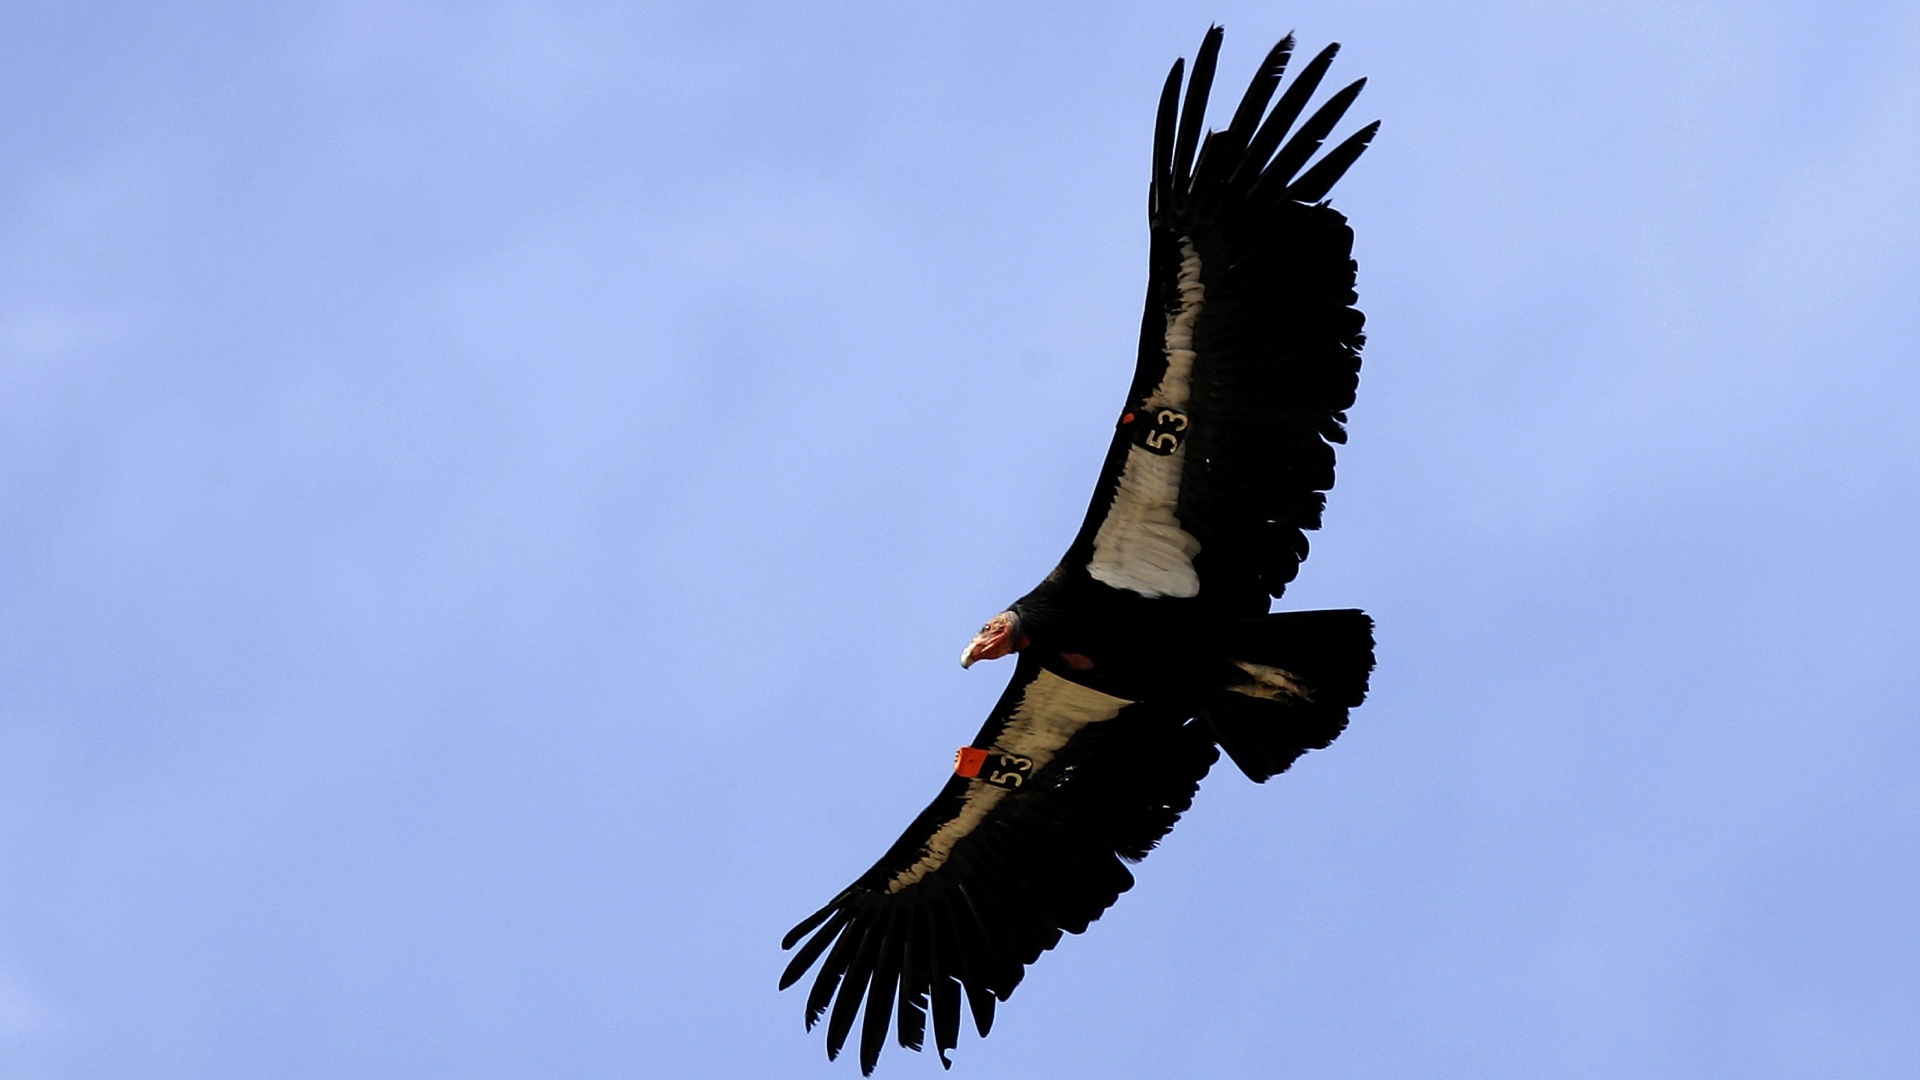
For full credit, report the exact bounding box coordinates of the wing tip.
[781,897,838,951]
[1287,118,1382,204]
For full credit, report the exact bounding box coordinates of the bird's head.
[960,610,1027,668]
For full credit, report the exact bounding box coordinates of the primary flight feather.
[781,28,1379,1073]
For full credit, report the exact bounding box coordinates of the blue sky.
[2,2,1917,1077]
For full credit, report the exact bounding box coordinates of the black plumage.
[782,28,1380,1073]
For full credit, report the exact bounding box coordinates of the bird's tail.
[1200,608,1374,782]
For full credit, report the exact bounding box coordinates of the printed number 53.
[1144,409,1189,452]
[989,753,1033,788]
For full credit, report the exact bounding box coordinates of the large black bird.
[781,28,1379,1073]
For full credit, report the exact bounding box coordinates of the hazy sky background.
[3,2,1917,1077]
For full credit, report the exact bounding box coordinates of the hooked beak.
[960,611,1022,668]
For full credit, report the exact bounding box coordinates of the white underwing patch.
[1227,659,1312,701]
[886,669,1133,892]
[1087,238,1205,598]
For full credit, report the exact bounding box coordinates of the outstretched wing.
[779,653,1220,1074]
[1066,29,1377,611]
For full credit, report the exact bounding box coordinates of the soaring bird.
[780,28,1379,1073]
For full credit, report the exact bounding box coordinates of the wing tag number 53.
[954,747,1036,789]
[1135,407,1189,455]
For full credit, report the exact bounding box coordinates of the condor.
[781,28,1380,1073]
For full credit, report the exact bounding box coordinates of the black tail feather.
[1204,609,1374,783]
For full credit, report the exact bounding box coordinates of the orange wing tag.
[954,746,1035,789]
[953,746,989,777]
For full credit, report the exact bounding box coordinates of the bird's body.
[782,28,1381,1073]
